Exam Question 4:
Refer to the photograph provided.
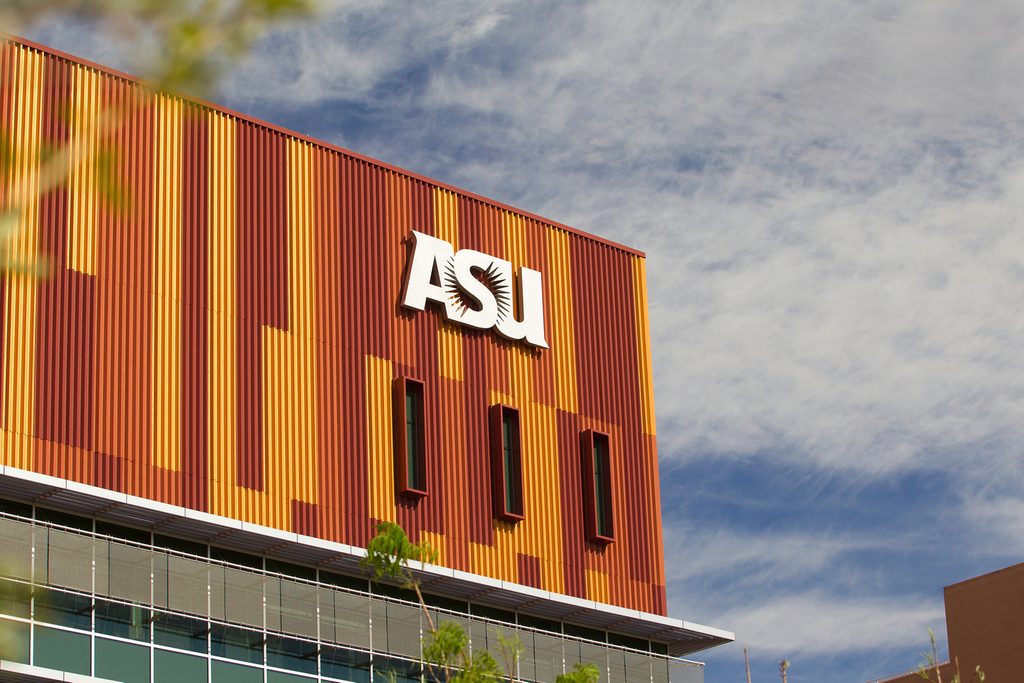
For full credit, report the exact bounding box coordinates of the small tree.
[917,629,984,683]
[362,521,505,682]
[779,659,790,683]
[556,663,601,683]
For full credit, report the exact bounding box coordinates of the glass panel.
[405,383,423,490]
[624,651,652,683]
[155,553,210,616]
[607,648,627,683]
[269,671,315,683]
[155,649,209,683]
[33,624,91,675]
[0,498,32,518]
[35,508,91,531]
[34,588,91,630]
[212,659,263,683]
[563,637,582,671]
[501,409,520,515]
[1,619,30,663]
[211,547,263,570]
[211,623,264,664]
[96,521,151,544]
[527,631,563,683]
[593,435,611,537]
[580,641,608,680]
[221,567,265,628]
[321,645,371,683]
[468,617,488,655]
[95,637,151,683]
[0,516,33,579]
[667,660,703,683]
[372,655,421,683]
[652,656,672,683]
[266,634,318,675]
[267,577,318,638]
[321,588,371,649]
[376,600,421,658]
[485,622,521,678]
[106,542,153,604]
[43,528,94,592]
[0,577,32,618]
[155,533,208,557]
[96,599,151,641]
[154,612,209,653]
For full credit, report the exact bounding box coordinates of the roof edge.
[1,32,645,259]
[0,464,730,657]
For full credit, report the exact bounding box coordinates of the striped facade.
[0,37,666,616]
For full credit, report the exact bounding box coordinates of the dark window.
[320,571,368,592]
[96,599,151,641]
[35,507,92,531]
[154,533,208,558]
[96,521,151,545]
[0,497,32,518]
[154,612,209,653]
[35,588,92,630]
[372,655,421,683]
[266,635,317,675]
[322,646,371,683]
[489,404,524,521]
[210,547,262,570]
[211,624,264,664]
[265,559,316,581]
[0,577,32,618]
[392,376,427,497]
[580,430,614,544]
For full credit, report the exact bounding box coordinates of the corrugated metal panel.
[0,36,671,615]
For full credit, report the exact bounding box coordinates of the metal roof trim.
[0,32,647,259]
[0,465,733,655]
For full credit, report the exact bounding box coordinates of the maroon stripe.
[34,55,96,479]
[517,553,542,589]
[234,123,288,491]
[557,408,586,599]
[180,104,208,510]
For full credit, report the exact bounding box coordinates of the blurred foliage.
[917,628,985,683]
[1,0,313,97]
[556,663,601,683]
[362,520,438,589]
[0,0,315,275]
[364,522,518,682]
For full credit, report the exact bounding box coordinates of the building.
[870,563,1024,683]
[0,35,732,683]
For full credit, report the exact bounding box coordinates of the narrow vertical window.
[580,430,614,544]
[490,405,524,521]
[392,377,427,497]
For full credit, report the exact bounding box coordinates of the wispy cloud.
[714,591,944,655]
[20,3,1024,681]
[191,0,1024,480]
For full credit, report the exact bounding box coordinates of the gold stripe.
[547,229,578,413]
[366,354,395,523]
[433,188,463,381]
[152,94,182,471]
[66,64,98,275]
[631,256,656,435]
[207,111,237,518]
[1,45,43,469]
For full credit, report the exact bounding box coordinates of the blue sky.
[21,1,1024,681]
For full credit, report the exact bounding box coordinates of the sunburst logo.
[402,230,548,348]
[443,260,512,323]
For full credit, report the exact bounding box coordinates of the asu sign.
[401,230,549,349]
